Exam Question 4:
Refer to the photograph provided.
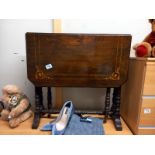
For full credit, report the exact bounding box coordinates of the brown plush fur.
[0,85,33,128]
[133,19,155,57]
[0,101,4,113]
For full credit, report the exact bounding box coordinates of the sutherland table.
[26,33,131,130]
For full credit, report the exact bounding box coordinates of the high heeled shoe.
[40,119,56,131]
[40,101,74,135]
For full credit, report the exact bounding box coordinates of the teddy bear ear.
[2,85,22,94]
[149,19,154,23]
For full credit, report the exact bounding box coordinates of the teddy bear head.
[149,19,155,32]
[1,85,22,108]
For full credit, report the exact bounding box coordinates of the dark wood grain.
[104,88,111,123]
[32,87,43,129]
[111,87,122,130]
[26,33,131,130]
[26,33,131,87]
[47,87,52,118]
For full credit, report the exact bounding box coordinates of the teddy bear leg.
[19,110,33,122]
[9,117,21,128]
[0,109,10,121]
[135,42,152,57]
[9,110,33,128]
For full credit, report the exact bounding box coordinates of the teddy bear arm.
[1,109,10,121]
[0,105,3,113]
[9,110,32,128]
[9,99,30,118]
[143,33,150,42]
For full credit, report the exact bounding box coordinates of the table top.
[26,33,131,87]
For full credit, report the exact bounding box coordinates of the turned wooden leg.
[47,87,52,118]
[111,87,122,131]
[32,87,43,129]
[104,88,111,123]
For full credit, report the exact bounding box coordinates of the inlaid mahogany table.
[26,33,131,130]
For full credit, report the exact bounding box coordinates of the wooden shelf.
[0,115,132,135]
[121,58,155,134]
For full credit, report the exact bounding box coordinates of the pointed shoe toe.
[40,123,53,131]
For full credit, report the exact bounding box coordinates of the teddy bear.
[0,84,33,128]
[0,101,4,113]
[133,19,155,57]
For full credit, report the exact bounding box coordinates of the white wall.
[0,20,52,106]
